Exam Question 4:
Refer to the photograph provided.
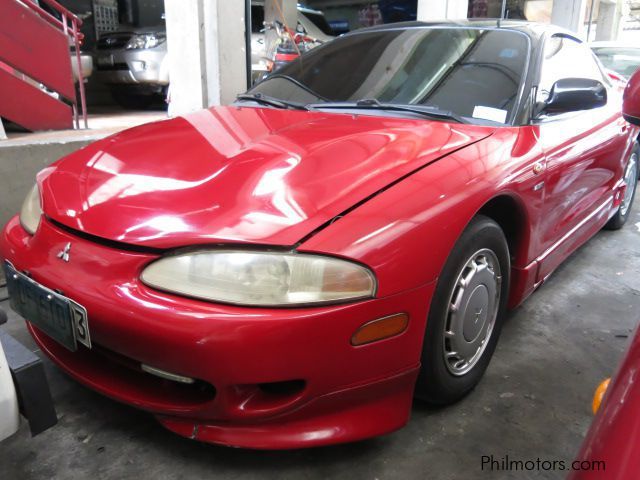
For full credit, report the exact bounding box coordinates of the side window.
[538,35,607,103]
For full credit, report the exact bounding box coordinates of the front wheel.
[605,143,638,230]
[415,215,510,405]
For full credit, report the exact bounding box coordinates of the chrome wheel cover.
[443,248,502,376]
[620,152,638,217]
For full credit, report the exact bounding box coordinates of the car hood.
[40,107,494,249]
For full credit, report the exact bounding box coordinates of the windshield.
[592,47,640,79]
[249,27,530,125]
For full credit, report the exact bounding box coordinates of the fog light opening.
[258,379,306,397]
[141,364,195,384]
[351,313,409,346]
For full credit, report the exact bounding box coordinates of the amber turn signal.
[351,313,409,346]
[592,378,611,414]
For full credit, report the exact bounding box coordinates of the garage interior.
[2,222,640,478]
[1,0,640,479]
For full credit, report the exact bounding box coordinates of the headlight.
[20,184,42,235]
[125,33,166,50]
[141,250,376,307]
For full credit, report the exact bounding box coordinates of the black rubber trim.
[47,217,166,254]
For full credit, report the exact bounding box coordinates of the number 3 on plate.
[71,304,91,349]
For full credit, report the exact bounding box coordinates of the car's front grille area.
[97,62,129,71]
[97,33,132,50]
[91,342,217,400]
[29,324,217,409]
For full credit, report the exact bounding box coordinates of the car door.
[534,34,628,280]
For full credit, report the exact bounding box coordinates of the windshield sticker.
[473,106,508,124]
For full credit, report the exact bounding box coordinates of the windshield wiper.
[235,93,309,111]
[308,98,468,124]
[260,74,331,102]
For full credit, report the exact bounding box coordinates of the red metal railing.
[25,0,88,128]
[0,0,87,131]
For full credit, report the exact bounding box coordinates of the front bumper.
[95,47,167,86]
[1,216,433,448]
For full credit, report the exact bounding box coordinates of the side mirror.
[623,69,640,126]
[542,78,607,115]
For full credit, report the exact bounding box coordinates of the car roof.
[350,19,580,46]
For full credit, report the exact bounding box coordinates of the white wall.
[417,0,469,20]
[165,0,247,116]
[550,0,588,34]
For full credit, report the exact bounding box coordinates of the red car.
[2,21,639,449]
[568,68,640,480]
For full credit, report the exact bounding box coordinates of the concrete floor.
[1,205,639,480]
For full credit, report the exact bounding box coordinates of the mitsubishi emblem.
[57,242,72,262]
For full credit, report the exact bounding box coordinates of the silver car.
[96,27,169,108]
[95,5,333,108]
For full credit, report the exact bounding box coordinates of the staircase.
[0,0,87,132]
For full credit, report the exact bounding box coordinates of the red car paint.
[1,100,636,448]
[623,68,640,125]
[2,27,640,447]
[569,325,640,479]
[568,65,640,480]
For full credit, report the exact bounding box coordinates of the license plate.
[3,261,91,352]
[97,55,114,67]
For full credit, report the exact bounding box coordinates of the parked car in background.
[0,307,57,442]
[70,48,93,84]
[378,0,418,23]
[2,21,639,449]
[591,42,640,80]
[0,309,19,442]
[96,3,334,107]
[250,2,335,82]
[570,323,640,479]
[95,26,168,109]
[569,70,640,479]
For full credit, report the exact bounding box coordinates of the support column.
[417,0,469,20]
[164,0,247,116]
[595,0,624,41]
[551,0,589,34]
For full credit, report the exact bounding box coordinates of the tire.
[415,215,510,405]
[605,143,639,230]
[110,87,156,110]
